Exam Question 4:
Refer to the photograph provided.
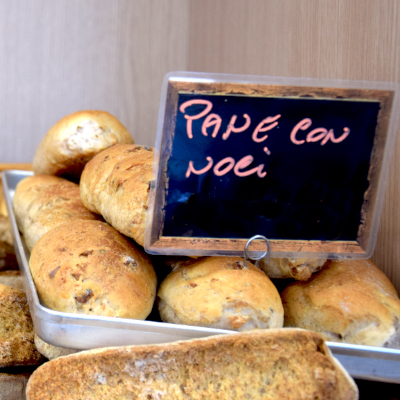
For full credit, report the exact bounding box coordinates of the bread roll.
[32,110,134,182]
[0,283,44,368]
[0,183,18,271]
[80,144,154,246]
[157,256,284,331]
[29,220,157,320]
[258,257,326,280]
[0,216,18,271]
[281,259,400,347]
[0,270,24,291]
[34,334,79,360]
[25,329,358,400]
[13,174,100,251]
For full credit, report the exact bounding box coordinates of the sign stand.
[145,72,399,260]
[244,235,271,268]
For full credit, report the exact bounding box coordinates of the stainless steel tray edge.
[3,170,400,383]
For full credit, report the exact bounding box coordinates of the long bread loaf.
[13,174,100,252]
[80,144,154,246]
[25,328,358,400]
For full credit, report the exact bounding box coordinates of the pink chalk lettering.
[306,127,328,143]
[291,118,350,146]
[185,156,213,178]
[321,127,350,145]
[214,157,235,176]
[179,99,213,139]
[263,147,271,155]
[222,114,251,140]
[252,114,281,143]
[290,118,312,145]
[202,113,222,137]
[234,155,266,178]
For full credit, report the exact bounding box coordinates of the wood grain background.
[1,0,400,291]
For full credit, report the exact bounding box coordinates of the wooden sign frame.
[144,72,399,259]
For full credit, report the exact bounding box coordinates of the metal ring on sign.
[244,235,271,268]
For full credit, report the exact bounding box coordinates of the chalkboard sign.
[145,72,398,259]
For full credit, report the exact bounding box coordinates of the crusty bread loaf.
[32,110,134,182]
[0,215,18,271]
[13,174,100,252]
[258,257,327,280]
[25,328,358,400]
[80,144,154,246]
[29,219,157,319]
[0,183,18,271]
[34,334,79,360]
[281,259,400,347]
[0,283,44,368]
[158,256,284,331]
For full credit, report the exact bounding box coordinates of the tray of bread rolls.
[2,110,400,384]
[4,171,400,384]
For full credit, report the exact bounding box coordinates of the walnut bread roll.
[281,259,400,347]
[13,174,100,251]
[25,329,358,400]
[33,110,134,181]
[29,220,157,319]
[158,256,284,331]
[258,257,327,281]
[80,144,154,246]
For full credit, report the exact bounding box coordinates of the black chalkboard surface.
[145,73,397,258]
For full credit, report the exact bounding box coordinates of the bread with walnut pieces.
[80,144,154,246]
[158,256,284,331]
[0,283,44,368]
[29,219,157,320]
[13,174,100,252]
[258,257,326,280]
[25,328,358,400]
[32,110,134,182]
[281,259,400,347]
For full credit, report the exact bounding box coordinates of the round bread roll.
[80,144,154,246]
[34,334,78,360]
[281,259,400,347]
[157,256,284,331]
[29,220,157,320]
[33,110,134,182]
[258,257,327,281]
[13,174,100,252]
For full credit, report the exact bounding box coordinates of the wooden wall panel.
[188,0,400,291]
[0,0,189,161]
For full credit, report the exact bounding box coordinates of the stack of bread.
[0,166,46,399]
[8,108,400,398]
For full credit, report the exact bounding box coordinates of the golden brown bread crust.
[0,283,45,368]
[281,259,400,347]
[0,216,18,271]
[157,256,284,331]
[29,220,157,319]
[25,329,358,400]
[13,174,100,252]
[258,257,327,280]
[80,144,154,246]
[0,183,18,271]
[32,110,134,182]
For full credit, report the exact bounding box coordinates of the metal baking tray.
[3,169,400,384]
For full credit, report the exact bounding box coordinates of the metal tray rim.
[3,169,400,383]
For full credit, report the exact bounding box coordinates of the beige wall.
[1,0,400,290]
